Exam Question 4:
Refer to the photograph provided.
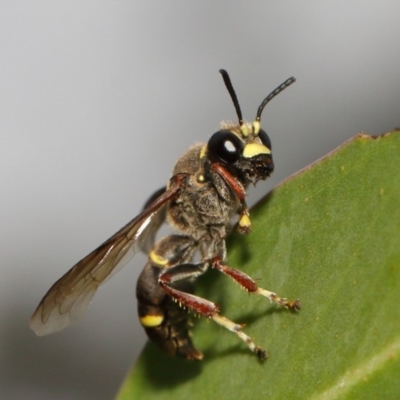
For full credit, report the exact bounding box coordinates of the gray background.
[1,2,399,399]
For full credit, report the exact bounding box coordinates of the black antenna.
[255,77,296,122]
[219,69,244,126]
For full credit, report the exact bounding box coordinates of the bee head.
[205,70,295,184]
[206,124,274,183]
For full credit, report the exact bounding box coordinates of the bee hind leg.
[159,262,268,360]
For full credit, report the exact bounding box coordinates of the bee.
[30,70,299,361]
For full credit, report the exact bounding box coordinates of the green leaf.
[116,132,400,400]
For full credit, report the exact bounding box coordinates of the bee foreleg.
[237,202,252,235]
[212,257,301,311]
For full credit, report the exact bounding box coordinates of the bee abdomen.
[136,243,203,360]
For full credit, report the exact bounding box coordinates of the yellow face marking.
[197,174,205,183]
[140,314,164,327]
[243,143,271,158]
[199,145,207,159]
[252,120,261,135]
[149,250,168,267]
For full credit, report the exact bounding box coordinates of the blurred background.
[1,2,399,399]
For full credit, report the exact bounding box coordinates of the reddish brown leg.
[212,258,301,311]
[209,164,253,235]
[159,263,218,317]
[158,263,268,360]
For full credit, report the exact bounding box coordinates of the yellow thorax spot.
[199,145,207,159]
[149,250,168,267]
[140,314,164,328]
[243,142,271,158]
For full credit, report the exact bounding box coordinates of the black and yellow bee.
[30,70,299,361]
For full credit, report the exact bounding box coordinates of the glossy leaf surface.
[117,132,400,400]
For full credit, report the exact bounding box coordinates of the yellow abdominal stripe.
[140,314,164,327]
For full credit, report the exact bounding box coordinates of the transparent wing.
[138,186,167,254]
[30,178,184,336]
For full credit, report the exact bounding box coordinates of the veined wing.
[30,177,185,336]
[138,186,167,254]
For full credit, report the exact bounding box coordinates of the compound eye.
[207,130,244,164]
[258,129,272,150]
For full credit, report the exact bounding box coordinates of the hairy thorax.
[167,144,240,242]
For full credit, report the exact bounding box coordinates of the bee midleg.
[159,262,269,360]
[212,257,301,310]
[136,235,204,360]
